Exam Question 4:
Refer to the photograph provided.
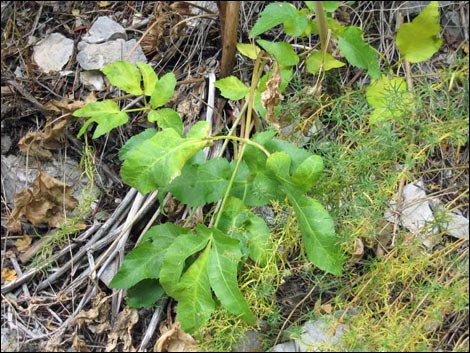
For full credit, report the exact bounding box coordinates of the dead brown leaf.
[44,92,96,115]
[6,172,78,233]
[18,118,69,160]
[261,65,283,131]
[154,321,198,352]
[16,235,32,252]
[74,291,112,333]
[106,307,139,352]
[1,268,17,283]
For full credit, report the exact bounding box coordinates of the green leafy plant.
[73,57,343,333]
[73,0,443,335]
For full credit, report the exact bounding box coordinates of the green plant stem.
[208,135,270,156]
[213,56,265,228]
[314,2,329,55]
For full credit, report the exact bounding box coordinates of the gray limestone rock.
[33,33,74,73]
[82,16,127,44]
[76,38,147,70]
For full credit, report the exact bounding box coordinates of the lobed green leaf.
[73,100,129,139]
[120,127,210,194]
[136,62,158,96]
[169,158,231,207]
[150,72,177,109]
[127,279,165,308]
[287,190,344,275]
[206,226,255,324]
[174,245,215,333]
[101,61,143,95]
[148,108,183,135]
[119,128,157,161]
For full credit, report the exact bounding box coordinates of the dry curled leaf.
[44,92,96,115]
[16,235,32,252]
[106,307,139,352]
[154,321,198,352]
[6,172,78,233]
[261,65,283,130]
[1,268,17,283]
[18,118,69,160]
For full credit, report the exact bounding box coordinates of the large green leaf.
[101,61,143,95]
[249,2,297,37]
[136,62,158,96]
[174,245,215,334]
[148,108,183,135]
[120,125,210,194]
[109,242,163,289]
[256,40,299,66]
[110,224,184,289]
[205,226,255,324]
[396,1,442,63]
[119,128,157,161]
[73,100,129,139]
[150,72,177,109]
[127,279,165,308]
[287,191,344,275]
[215,76,250,100]
[338,26,380,79]
[159,230,211,297]
[169,158,231,207]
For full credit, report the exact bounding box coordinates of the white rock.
[296,318,348,352]
[385,180,440,249]
[442,212,469,240]
[80,70,105,91]
[76,38,147,70]
[33,33,74,73]
[82,16,127,44]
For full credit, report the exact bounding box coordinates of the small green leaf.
[187,121,211,139]
[256,40,299,66]
[127,279,165,308]
[206,226,255,324]
[288,191,344,275]
[291,155,324,192]
[284,10,309,37]
[150,72,177,109]
[249,2,297,38]
[215,76,250,100]
[322,1,341,13]
[217,197,271,265]
[338,26,380,79]
[119,128,157,161]
[120,128,210,194]
[159,230,211,297]
[266,151,291,180]
[148,108,183,135]
[101,61,143,95]
[396,1,443,63]
[169,158,231,207]
[366,75,413,124]
[136,62,158,96]
[174,244,215,334]
[73,100,129,139]
[237,43,261,60]
[306,50,345,74]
